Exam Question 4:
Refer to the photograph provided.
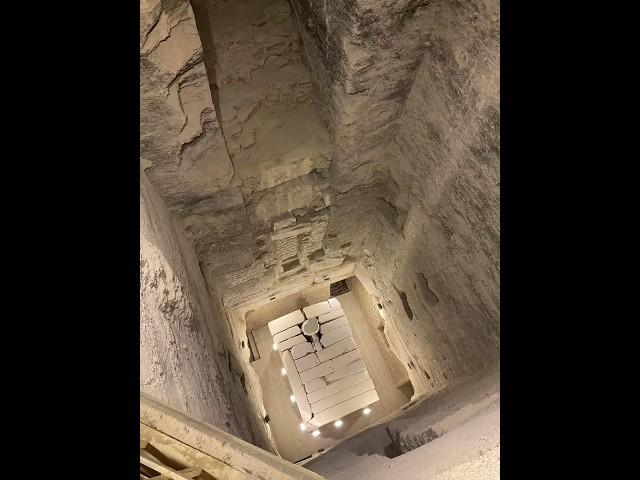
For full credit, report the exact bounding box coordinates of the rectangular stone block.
[321,316,349,334]
[310,378,375,413]
[281,351,302,395]
[308,389,379,427]
[299,360,334,384]
[271,226,312,241]
[294,388,312,422]
[268,310,305,335]
[307,370,369,404]
[295,353,319,372]
[320,325,352,347]
[281,351,312,421]
[291,342,314,360]
[277,335,306,352]
[318,308,344,324]
[325,359,366,382]
[303,301,331,318]
[304,377,326,393]
[328,297,341,310]
[317,337,357,363]
[332,349,361,370]
[273,325,302,344]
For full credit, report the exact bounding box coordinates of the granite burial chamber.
[140,0,499,478]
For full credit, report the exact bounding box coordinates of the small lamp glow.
[299,423,307,431]
[281,368,287,376]
[363,407,372,415]
[311,430,320,437]
[273,342,278,350]
[334,420,343,428]
[290,394,296,403]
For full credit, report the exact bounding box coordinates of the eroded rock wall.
[142,0,364,310]
[361,0,500,396]
[140,0,500,424]
[289,0,432,192]
[140,0,235,208]
[140,171,273,451]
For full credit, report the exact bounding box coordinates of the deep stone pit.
[140,0,499,477]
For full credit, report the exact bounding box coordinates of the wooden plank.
[307,370,369,404]
[318,308,344,324]
[328,297,341,310]
[325,359,366,382]
[316,337,357,363]
[177,467,202,478]
[268,310,305,335]
[331,349,362,370]
[291,341,314,359]
[277,335,306,352]
[320,325,352,347]
[140,454,195,480]
[139,411,309,480]
[295,353,319,372]
[310,378,376,413]
[304,377,326,393]
[273,325,302,344]
[302,301,331,318]
[299,360,335,384]
[309,389,379,427]
[320,316,349,334]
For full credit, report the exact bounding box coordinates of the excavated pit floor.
[249,289,411,463]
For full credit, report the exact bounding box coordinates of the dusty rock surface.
[305,366,500,479]
[140,0,500,465]
[140,171,273,451]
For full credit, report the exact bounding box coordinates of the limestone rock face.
[140,171,273,451]
[360,0,500,394]
[196,0,332,197]
[140,0,500,430]
[289,0,432,192]
[141,0,355,309]
[140,0,234,208]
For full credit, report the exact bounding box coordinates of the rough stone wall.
[142,0,364,310]
[361,0,500,395]
[140,171,273,451]
[346,275,412,395]
[289,0,432,192]
[304,366,500,479]
[140,0,500,430]
[140,0,235,208]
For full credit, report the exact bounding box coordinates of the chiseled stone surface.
[305,367,500,480]
[141,0,355,311]
[360,0,500,396]
[140,0,234,208]
[140,0,500,466]
[289,0,432,192]
[140,171,273,452]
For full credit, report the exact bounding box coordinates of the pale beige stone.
[317,337,357,363]
[295,353,320,372]
[310,378,375,413]
[299,360,335,384]
[325,359,366,382]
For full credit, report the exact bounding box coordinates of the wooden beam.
[177,467,202,478]
[140,454,197,480]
